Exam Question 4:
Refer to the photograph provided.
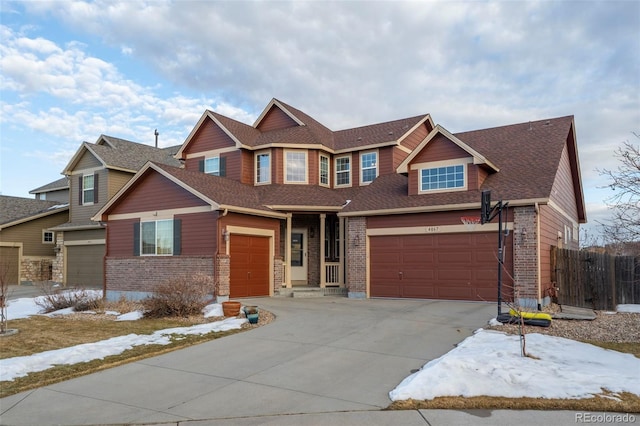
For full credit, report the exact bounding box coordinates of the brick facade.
[274,256,284,293]
[346,217,366,298]
[214,254,230,301]
[105,256,214,301]
[513,206,540,308]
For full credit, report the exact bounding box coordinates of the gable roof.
[0,196,68,229]
[63,135,182,175]
[342,115,585,220]
[29,177,69,194]
[176,98,434,156]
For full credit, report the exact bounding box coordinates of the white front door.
[290,228,308,284]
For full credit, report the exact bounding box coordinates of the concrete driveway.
[0,297,496,425]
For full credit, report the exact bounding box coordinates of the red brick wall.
[346,217,366,297]
[513,206,539,308]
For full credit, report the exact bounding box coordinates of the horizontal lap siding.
[107,219,138,256]
[378,147,394,176]
[178,211,217,256]
[400,122,430,151]
[549,145,579,219]
[108,172,208,215]
[219,213,281,257]
[0,211,67,256]
[411,134,469,163]
[257,108,298,132]
[184,118,236,154]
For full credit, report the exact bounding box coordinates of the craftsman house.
[95,99,585,308]
[0,196,69,285]
[50,135,181,287]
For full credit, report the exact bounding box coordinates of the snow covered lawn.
[390,328,640,402]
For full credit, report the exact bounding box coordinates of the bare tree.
[597,135,640,255]
[0,262,10,334]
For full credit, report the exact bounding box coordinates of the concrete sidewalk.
[0,297,625,425]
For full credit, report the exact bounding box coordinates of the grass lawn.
[0,314,242,398]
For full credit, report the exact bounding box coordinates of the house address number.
[424,226,440,232]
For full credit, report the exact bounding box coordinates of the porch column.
[320,214,326,288]
[339,216,345,286]
[285,213,292,288]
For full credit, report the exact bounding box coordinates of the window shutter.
[133,222,140,256]
[173,219,181,255]
[93,173,99,203]
[78,176,83,205]
[219,157,226,177]
[199,159,204,173]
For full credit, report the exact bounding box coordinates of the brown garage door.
[0,247,20,285]
[66,244,104,288]
[230,235,270,298]
[370,233,513,301]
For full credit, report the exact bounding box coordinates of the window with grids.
[335,156,350,186]
[420,164,465,191]
[285,151,307,183]
[256,152,271,184]
[360,152,377,184]
[43,230,54,244]
[82,174,94,204]
[320,154,329,186]
[141,219,173,255]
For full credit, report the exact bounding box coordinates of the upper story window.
[255,151,271,184]
[335,155,351,187]
[43,230,54,244]
[141,219,173,255]
[360,151,378,185]
[82,174,95,204]
[319,154,330,186]
[204,157,220,175]
[420,164,465,192]
[285,150,307,184]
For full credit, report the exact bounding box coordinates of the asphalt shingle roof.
[0,196,68,226]
[29,177,69,194]
[91,135,182,171]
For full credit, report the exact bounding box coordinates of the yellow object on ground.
[509,309,553,321]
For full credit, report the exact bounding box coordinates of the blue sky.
[1,0,639,242]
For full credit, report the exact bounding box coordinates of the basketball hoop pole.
[482,192,509,316]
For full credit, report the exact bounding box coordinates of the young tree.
[597,135,640,255]
[0,262,10,334]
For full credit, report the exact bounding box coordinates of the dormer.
[397,125,499,196]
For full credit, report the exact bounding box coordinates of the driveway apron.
[0,298,496,425]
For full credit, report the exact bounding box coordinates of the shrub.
[35,286,102,313]
[143,274,213,318]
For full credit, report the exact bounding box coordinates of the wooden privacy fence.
[552,247,640,311]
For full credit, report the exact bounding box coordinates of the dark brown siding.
[224,151,243,181]
[400,122,430,151]
[378,147,394,176]
[352,152,360,186]
[539,204,578,298]
[183,118,235,156]
[411,134,469,164]
[219,212,281,257]
[273,148,283,184]
[241,150,253,184]
[178,211,218,255]
[107,218,138,256]
[308,149,318,185]
[257,107,299,132]
[393,147,409,171]
[108,171,208,215]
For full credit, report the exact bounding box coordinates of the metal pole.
[497,202,503,316]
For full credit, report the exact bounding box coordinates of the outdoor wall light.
[222,228,230,242]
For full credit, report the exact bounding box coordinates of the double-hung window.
[335,155,351,186]
[141,219,174,255]
[255,152,271,184]
[420,164,465,192]
[285,150,307,183]
[82,174,94,204]
[319,154,330,186]
[204,157,220,175]
[360,151,378,184]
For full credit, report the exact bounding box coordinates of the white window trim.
[42,230,55,244]
[254,150,271,185]
[204,156,220,175]
[418,163,467,194]
[284,149,308,184]
[319,153,330,187]
[334,154,352,188]
[141,219,174,256]
[82,173,95,205]
[359,150,378,186]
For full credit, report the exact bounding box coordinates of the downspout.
[535,202,542,310]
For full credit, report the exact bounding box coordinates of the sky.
[2,292,640,402]
[1,0,639,241]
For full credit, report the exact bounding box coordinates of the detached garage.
[369,232,513,302]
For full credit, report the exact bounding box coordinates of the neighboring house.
[29,177,70,203]
[95,98,585,309]
[0,196,69,285]
[49,135,181,288]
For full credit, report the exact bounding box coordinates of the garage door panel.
[370,233,513,301]
[230,235,270,298]
[0,247,19,285]
[67,245,104,288]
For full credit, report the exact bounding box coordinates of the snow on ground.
[390,329,640,401]
[618,304,640,313]
[1,294,246,382]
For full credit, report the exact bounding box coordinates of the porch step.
[278,287,348,298]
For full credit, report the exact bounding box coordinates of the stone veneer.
[21,257,53,283]
[214,254,230,302]
[346,217,366,298]
[52,231,64,283]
